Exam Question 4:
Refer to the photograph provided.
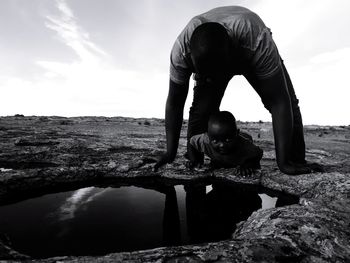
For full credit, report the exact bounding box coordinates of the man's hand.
[154,79,189,172]
[185,160,203,170]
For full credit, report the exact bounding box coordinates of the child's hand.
[238,166,254,177]
[187,143,204,170]
[209,160,221,170]
[186,160,203,170]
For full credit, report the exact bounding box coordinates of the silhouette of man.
[155,6,322,175]
[185,183,261,243]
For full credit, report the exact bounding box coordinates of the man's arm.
[154,79,189,171]
[250,68,311,175]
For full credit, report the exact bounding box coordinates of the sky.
[0,0,349,125]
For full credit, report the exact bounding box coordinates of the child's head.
[208,111,239,154]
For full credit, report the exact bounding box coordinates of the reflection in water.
[48,187,110,238]
[258,194,278,209]
[184,183,262,243]
[53,187,101,221]
[162,186,181,246]
[0,182,297,258]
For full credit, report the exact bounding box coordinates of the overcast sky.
[1,0,349,125]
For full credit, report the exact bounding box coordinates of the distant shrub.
[59,120,71,125]
[39,116,49,121]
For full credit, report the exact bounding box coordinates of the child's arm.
[238,130,253,142]
[187,142,204,168]
[239,145,263,176]
[242,147,263,168]
[187,134,206,168]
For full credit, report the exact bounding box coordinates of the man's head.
[190,22,231,77]
[208,111,239,154]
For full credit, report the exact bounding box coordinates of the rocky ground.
[0,115,349,262]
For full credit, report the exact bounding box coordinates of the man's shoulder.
[173,16,202,52]
[174,6,255,49]
[170,17,201,85]
[199,6,253,18]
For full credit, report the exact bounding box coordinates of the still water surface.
[0,183,297,258]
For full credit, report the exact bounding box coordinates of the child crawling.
[188,111,263,176]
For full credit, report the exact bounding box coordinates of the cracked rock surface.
[0,116,349,262]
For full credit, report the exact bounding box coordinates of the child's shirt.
[189,131,263,168]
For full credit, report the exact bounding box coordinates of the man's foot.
[293,161,324,173]
[307,162,324,172]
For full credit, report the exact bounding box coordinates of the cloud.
[251,0,332,48]
[54,187,110,221]
[44,0,106,63]
[218,0,350,125]
[290,47,350,125]
[1,1,348,124]
[38,0,107,78]
[47,186,109,238]
[0,0,168,117]
[309,47,350,65]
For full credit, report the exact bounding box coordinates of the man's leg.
[187,75,228,139]
[244,61,306,164]
[281,61,306,164]
[186,75,228,163]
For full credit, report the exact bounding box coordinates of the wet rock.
[0,239,30,260]
[0,116,349,262]
[14,138,60,146]
[234,203,350,262]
